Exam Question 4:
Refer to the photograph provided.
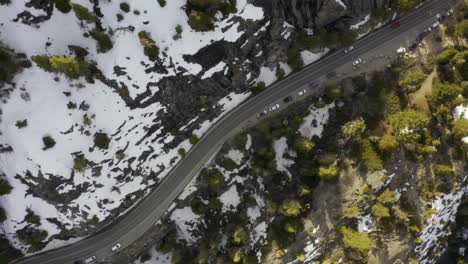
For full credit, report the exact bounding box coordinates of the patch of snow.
[301,49,329,65]
[299,103,335,139]
[252,221,268,262]
[170,206,202,245]
[335,0,347,9]
[219,185,241,212]
[358,214,373,232]
[247,206,261,223]
[225,149,244,165]
[133,247,172,264]
[350,14,371,30]
[453,103,468,143]
[256,66,277,86]
[201,62,227,79]
[177,174,198,201]
[273,137,295,179]
[245,134,252,150]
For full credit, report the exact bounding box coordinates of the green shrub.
[433,164,454,176]
[189,134,199,145]
[255,81,266,93]
[203,168,224,188]
[395,0,420,11]
[173,24,183,40]
[284,219,301,234]
[436,48,459,65]
[138,31,159,61]
[318,166,339,180]
[188,10,214,32]
[452,118,468,139]
[342,119,366,139]
[158,0,166,7]
[325,86,343,101]
[287,47,304,71]
[50,0,71,13]
[120,2,130,12]
[33,55,89,79]
[399,71,428,92]
[0,207,5,222]
[427,82,464,110]
[15,119,27,129]
[94,133,110,149]
[89,29,113,53]
[276,67,285,79]
[71,3,98,23]
[282,199,303,217]
[377,190,398,204]
[340,226,375,252]
[0,0,10,5]
[360,139,383,171]
[73,156,89,172]
[88,215,99,225]
[42,135,56,150]
[233,226,250,245]
[294,137,315,155]
[115,150,125,160]
[378,134,399,152]
[0,180,12,195]
[24,210,41,226]
[393,205,410,223]
[456,19,468,39]
[372,203,391,218]
[68,45,89,59]
[389,109,429,133]
[191,198,206,215]
[208,197,221,210]
[178,148,186,157]
[15,226,48,251]
[344,205,360,218]
[159,230,176,253]
[116,13,124,22]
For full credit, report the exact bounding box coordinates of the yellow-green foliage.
[452,118,468,139]
[456,19,468,39]
[377,190,398,204]
[233,226,250,245]
[389,109,430,133]
[138,31,159,61]
[341,119,366,138]
[282,199,303,217]
[340,226,376,252]
[399,71,428,92]
[318,166,339,180]
[436,48,459,65]
[294,137,315,154]
[33,55,88,79]
[395,0,420,11]
[360,139,384,172]
[378,134,399,152]
[188,10,214,32]
[427,82,464,110]
[343,205,360,218]
[372,203,391,218]
[433,164,454,176]
[71,3,97,23]
[393,205,410,223]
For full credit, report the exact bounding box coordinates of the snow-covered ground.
[298,102,335,139]
[0,0,263,252]
[273,137,295,179]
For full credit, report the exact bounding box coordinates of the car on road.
[111,243,121,252]
[409,43,418,51]
[344,46,354,53]
[416,32,425,41]
[432,21,440,29]
[446,9,454,16]
[297,89,307,96]
[396,47,406,54]
[308,80,320,89]
[269,104,280,112]
[326,71,337,79]
[391,20,400,29]
[283,96,293,103]
[352,58,362,66]
[84,256,97,263]
[425,26,432,33]
[257,110,267,118]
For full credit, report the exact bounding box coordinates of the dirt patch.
[409,69,436,111]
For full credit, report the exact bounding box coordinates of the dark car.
[326,72,337,79]
[409,43,418,51]
[308,80,320,89]
[391,20,400,29]
[283,96,293,103]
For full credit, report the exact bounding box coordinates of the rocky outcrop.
[270,0,394,29]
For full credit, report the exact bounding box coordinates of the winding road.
[16,0,459,263]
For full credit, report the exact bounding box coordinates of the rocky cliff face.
[271,0,393,28]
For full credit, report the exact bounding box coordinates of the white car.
[84,256,97,263]
[446,9,454,16]
[432,21,440,28]
[396,47,406,54]
[344,46,354,53]
[352,58,362,66]
[297,89,307,96]
[269,104,280,112]
[111,243,121,251]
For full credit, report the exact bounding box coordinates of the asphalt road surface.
[16,0,459,263]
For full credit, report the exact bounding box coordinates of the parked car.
[269,104,280,112]
[391,20,400,29]
[409,43,418,51]
[344,46,354,53]
[446,9,454,16]
[396,47,406,54]
[257,110,267,118]
[297,89,307,96]
[308,80,320,89]
[84,256,97,264]
[283,96,293,103]
[432,21,440,29]
[111,243,121,252]
[326,71,337,79]
[425,26,432,33]
[352,58,362,66]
